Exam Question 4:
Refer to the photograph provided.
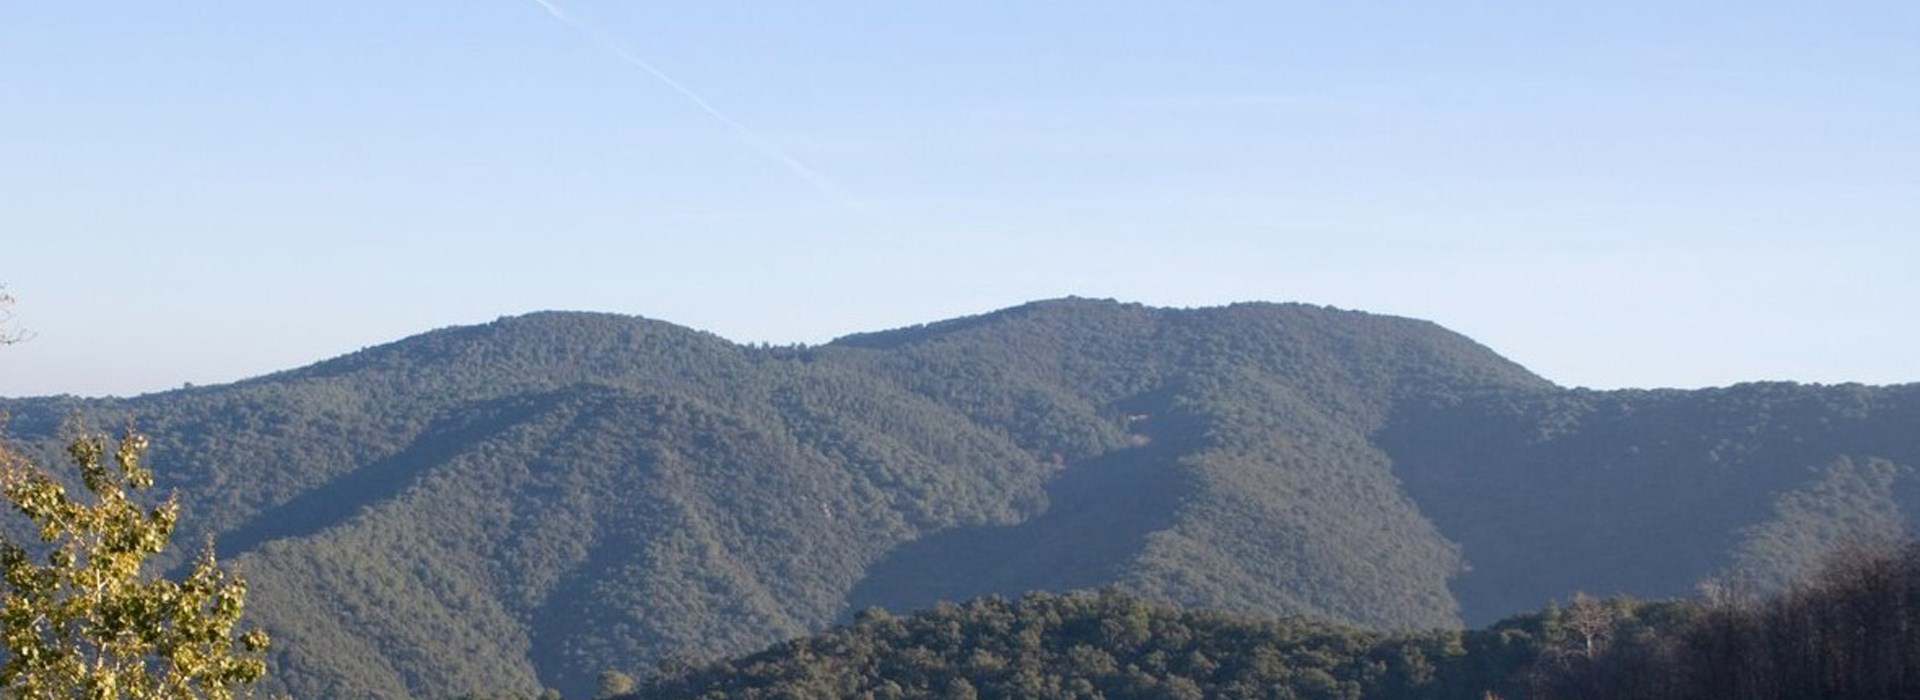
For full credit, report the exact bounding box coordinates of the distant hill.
[629,541,1920,700]
[1,299,1914,698]
[629,588,1490,700]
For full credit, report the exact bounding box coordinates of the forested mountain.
[1,299,1914,698]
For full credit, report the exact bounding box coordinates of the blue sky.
[3,2,1916,396]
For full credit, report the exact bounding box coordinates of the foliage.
[592,670,633,699]
[633,589,1465,700]
[0,300,1914,697]
[633,544,1920,700]
[1379,381,1920,623]
[0,431,269,699]
[1531,541,1920,700]
[1722,456,1908,592]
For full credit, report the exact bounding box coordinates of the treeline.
[623,542,1920,700]
[627,589,1465,700]
[1540,541,1920,700]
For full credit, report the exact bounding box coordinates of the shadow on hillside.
[841,426,1192,619]
[1374,389,1920,626]
[212,393,562,560]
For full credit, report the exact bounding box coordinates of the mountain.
[1,299,1914,698]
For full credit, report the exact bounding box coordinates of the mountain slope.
[1,299,1914,698]
[1380,381,1920,623]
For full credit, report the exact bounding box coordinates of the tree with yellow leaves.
[0,430,270,699]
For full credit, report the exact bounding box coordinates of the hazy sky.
[3,2,1916,397]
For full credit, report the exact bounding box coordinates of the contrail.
[525,0,859,209]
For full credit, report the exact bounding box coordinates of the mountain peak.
[264,310,733,387]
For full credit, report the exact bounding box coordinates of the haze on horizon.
[3,2,1915,397]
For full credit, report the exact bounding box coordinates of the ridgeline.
[2,299,1914,698]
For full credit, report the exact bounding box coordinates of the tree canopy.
[630,542,1920,700]
[0,430,269,699]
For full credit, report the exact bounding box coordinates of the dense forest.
[629,541,1920,700]
[1,299,1915,698]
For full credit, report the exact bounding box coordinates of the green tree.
[593,670,634,699]
[0,430,270,699]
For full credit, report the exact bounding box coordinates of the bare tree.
[0,285,23,345]
[1565,592,1615,659]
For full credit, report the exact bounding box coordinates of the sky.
[2,2,1916,397]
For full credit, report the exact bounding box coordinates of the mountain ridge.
[2,299,1914,698]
